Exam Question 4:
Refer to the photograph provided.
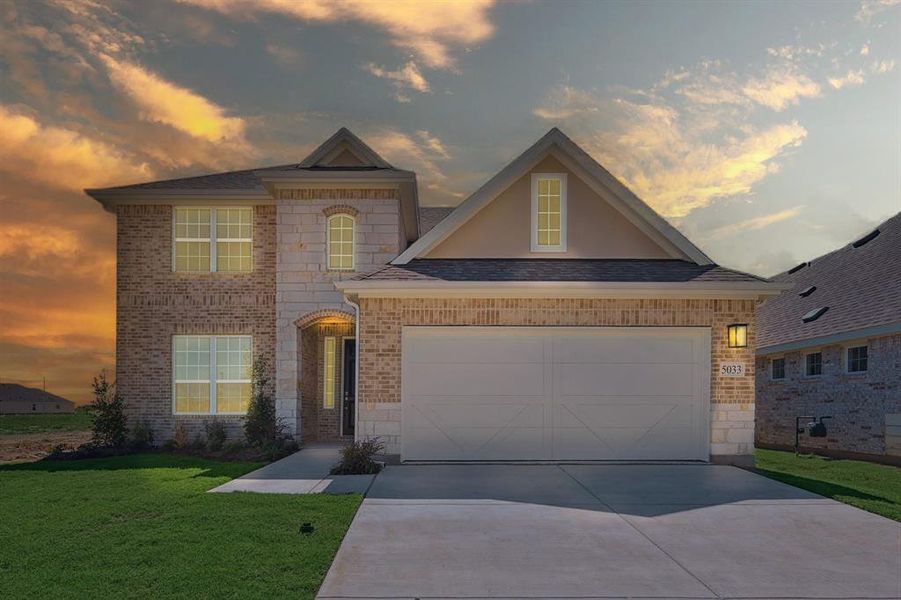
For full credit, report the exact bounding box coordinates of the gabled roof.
[419,206,454,235]
[298,127,394,168]
[392,128,713,266]
[757,212,901,354]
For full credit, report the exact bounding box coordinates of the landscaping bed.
[755,448,901,522]
[0,454,362,598]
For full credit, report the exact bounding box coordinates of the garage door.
[402,327,710,461]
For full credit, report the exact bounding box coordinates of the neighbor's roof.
[757,212,901,353]
[418,207,454,235]
[0,384,74,405]
[355,259,767,283]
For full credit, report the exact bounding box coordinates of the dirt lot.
[0,431,91,463]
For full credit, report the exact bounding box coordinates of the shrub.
[190,434,206,452]
[129,420,154,450]
[88,373,128,448]
[173,423,189,449]
[244,356,285,447]
[205,420,228,451]
[160,438,177,452]
[222,440,245,456]
[330,438,385,475]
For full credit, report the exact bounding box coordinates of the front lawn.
[0,454,362,598]
[755,448,901,522]
[0,412,92,434]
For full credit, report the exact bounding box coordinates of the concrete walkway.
[319,464,901,599]
[209,443,374,494]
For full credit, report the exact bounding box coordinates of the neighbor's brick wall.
[356,297,758,456]
[275,189,401,435]
[115,204,276,441]
[756,333,901,456]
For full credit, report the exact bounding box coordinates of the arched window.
[327,214,354,270]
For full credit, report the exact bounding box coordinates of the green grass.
[755,448,901,522]
[0,412,92,434]
[0,454,362,599]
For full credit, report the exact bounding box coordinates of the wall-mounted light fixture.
[727,323,748,348]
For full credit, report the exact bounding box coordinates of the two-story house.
[87,128,783,465]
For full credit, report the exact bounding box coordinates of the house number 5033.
[720,362,745,377]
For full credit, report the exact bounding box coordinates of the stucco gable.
[394,128,712,265]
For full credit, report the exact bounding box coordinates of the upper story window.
[805,352,822,376]
[173,207,252,273]
[531,174,567,252]
[173,335,252,415]
[846,345,868,373]
[771,357,786,380]
[327,214,354,270]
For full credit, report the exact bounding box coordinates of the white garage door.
[402,327,710,461]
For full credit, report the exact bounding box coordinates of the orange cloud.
[100,55,249,146]
[179,0,497,69]
[365,61,431,101]
[0,104,152,190]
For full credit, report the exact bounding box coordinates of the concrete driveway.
[318,464,901,599]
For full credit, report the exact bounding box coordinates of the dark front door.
[342,338,356,436]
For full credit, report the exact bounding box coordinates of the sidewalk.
[209,442,374,494]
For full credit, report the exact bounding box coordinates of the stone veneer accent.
[356,297,758,460]
[275,189,402,435]
[115,205,276,440]
[756,332,901,457]
[299,320,355,441]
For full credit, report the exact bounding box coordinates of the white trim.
[298,127,393,169]
[530,173,567,252]
[393,128,713,265]
[172,335,253,416]
[844,343,869,374]
[770,356,787,381]
[327,213,355,271]
[803,350,823,378]
[172,206,252,273]
[337,279,788,300]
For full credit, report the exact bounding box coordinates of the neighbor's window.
[847,345,868,373]
[327,214,354,270]
[771,357,786,380]
[173,335,252,415]
[805,352,822,377]
[174,207,252,272]
[323,336,337,409]
[532,174,567,252]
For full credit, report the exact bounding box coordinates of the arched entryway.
[295,310,356,442]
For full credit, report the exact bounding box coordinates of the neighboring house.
[87,127,782,465]
[756,212,901,464]
[0,384,75,414]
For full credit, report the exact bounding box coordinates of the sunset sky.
[0,0,898,403]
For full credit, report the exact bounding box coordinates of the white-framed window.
[531,173,567,252]
[323,336,337,409]
[846,345,868,373]
[173,207,252,272]
[805,351,822,377]
[327,214,354,270]
[173,335,252,415]
[771,357,786,380]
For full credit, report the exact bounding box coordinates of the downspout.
[345,294,362,443]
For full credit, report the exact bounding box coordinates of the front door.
[342,338,356,436]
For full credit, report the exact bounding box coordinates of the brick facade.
[756,333,901,457]
[299,320,355,441]
[274,189,402,436]
[356,297,758,460]
[115,204,277,440]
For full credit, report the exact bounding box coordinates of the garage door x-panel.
[401,327,710,461]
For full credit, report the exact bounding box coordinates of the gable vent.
[788,262,808,274]
[798,285,817,297]
[802,306,829,323]
[851,228,880,248]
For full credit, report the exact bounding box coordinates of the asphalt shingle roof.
[418,207,454,235]
[0,384,74,406]
[757,212,901,350]
[356,259,768,283]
